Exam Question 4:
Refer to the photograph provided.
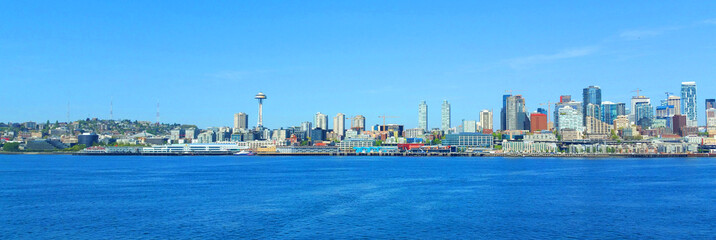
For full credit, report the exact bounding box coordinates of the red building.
[673,115,687,136]
[530,113,547,132]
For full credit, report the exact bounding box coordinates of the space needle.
[255,92,267,128]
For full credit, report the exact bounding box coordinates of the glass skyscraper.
[601,101,626,125]
[583,86,602,126]
[681,82,697,127]
[441,100,451,131]
[418,101,428,131]
[635,102,654,129]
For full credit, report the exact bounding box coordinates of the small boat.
[234,150,255,156]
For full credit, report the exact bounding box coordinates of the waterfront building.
[463,120,477,133]
[502,140,558,153]
[277,146,339,154]
[442,133,494,151]
[557,106,584,132]
[479,110,493,132]
[418,101,428,131]
[583,86,602,125]
[635,102,654,129]
[333,113,346,137]
[441,100,451,131]
[530,113,547,132]
[314,112,328,130]
[336,138,374,152]
[505,95,529,131]
[233,112,248,130]
[351,115,366,131]
[523,132,557,142]
[141,143,248,154]
[681,82,697,127]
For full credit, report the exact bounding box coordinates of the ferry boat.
[234,150,255,156]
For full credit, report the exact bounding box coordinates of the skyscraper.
[233,112,248,130]
[601,101,626,124]
[681,82,697,127]
[667,95,681,116]
[706,99,716,110]
[479,110,493,131]
[314,112,328,130]
[441,100,451,131]
[351,115,366,131]
[557,106,584,132]
[630,96,650,124]
[583,86,602,126]
[333,113,345,137]
[505,95,529,130]
[501,94,510,131]
[418,101,428,131]
[635,102,654,129]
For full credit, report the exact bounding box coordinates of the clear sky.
[2,1,716,129]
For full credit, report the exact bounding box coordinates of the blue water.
[1,155,716,239]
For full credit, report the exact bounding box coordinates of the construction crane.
[540,100,555,130]
[632,88,643,97]
[377,115,398,132]
[665,92,674,99]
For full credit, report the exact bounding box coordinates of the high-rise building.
[233,112,248,130]
[441,100,451,131]
[314,112,328,130]
[613,115,630,130]
[583,86,602,126]
[707,108,716,135]
[667,95,681,116]
[505,95,529,130]
[333,113,345,137]
[673,115,687,137]
[300,121,312,133]
[554,100,582,131]
[630,96,650,124]
[681,82,697,127]
[501,94,511,131]
[635,102,654,129]
[560,95,572,103]
[585,103,601,123]
[706,99,716,110]
[586,116,611,135]
[463,120,477,133]
[601,101,626,124]
[530,112,547,132]
[418,101,428,131]
[479,110,493,131]
[351,115,365,131]
[557,106,584,132]
[536,108,548,115]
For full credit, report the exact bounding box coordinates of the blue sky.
[2,1,716,129]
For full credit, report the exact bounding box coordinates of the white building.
[479,110,493,131]
[315,112,328,130]
[333,113,345,137]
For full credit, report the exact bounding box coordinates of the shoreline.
[0,151,711,158]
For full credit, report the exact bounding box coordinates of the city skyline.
[2,2,716,128]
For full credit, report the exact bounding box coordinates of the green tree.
[374,140,383,146]
[2,142,21,152]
